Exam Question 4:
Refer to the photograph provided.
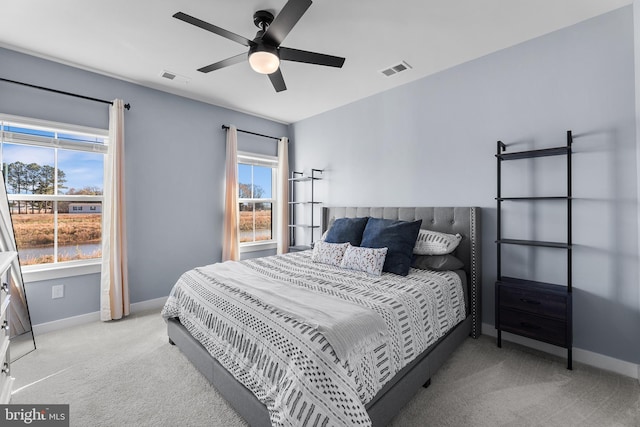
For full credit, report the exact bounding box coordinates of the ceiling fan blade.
[262,0,312,47]
[174,12,253,47]
[268,69,287,92]
[198,53,247,73]
[279,47,345,68]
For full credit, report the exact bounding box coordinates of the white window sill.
[240,241,278,253]
[22,260,101,283]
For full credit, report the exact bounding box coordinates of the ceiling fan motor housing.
[253,10,274,30]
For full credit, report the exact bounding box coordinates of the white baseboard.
[482,323,640,381]
[33,311,100,335]
[129,296,168,312]
[32,296,168,336]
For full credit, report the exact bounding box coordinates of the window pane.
[239,202,254,243]
[58,149,104,194]
[11,205,54,266]
[58,202,102,261]
[5,126,55,138]
[1,120,106,268]
[253,166,272,199]
[255,203,272,241]
[238,163,252,198]
[2,143,55,195]
[236,156,276,246]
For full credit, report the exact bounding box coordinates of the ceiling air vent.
[160,70,191,84]
[380,61,412,77]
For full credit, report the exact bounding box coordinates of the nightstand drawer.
[0,365,13,403]
[0,295,9,327]
[0,281,7,306]
[499,285,567,319]
[499,308,568,347]
[0,337,10,404]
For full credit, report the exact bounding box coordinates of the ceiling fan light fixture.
[248,44,280,74]
[173,1,345,92]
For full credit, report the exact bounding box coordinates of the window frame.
[0,113,107,280]
[237,151,278,253]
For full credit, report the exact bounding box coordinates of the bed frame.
[167,206,481,426]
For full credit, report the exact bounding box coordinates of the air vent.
[159,70,191,84]
[380,61,412,77]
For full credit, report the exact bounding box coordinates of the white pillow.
[413,229,462,255]
[311,241,349,266]
[340,245,388,276]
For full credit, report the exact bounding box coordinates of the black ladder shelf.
[495,131,573,370]
[288,168,323,251]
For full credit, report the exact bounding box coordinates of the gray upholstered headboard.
[322,206,481,338]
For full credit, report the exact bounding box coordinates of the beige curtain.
[222,125,240,261]
[100,99,129,321]
[277,137,289,254]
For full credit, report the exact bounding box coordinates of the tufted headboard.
[322,206,481,338]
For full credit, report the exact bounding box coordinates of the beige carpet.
[10,309,640,426]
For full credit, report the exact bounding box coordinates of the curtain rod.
[221,124,283,141]
[0,77,131,110]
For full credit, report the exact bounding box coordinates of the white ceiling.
[0,0,631,124]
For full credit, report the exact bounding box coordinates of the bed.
[163,206,481,426]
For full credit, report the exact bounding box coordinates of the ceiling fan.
[173,0,346,93]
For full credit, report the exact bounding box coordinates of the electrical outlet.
[52,284,64,299]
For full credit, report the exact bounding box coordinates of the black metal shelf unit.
[495,131,573,370]
[288,168,323,251]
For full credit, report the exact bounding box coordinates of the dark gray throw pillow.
[412,254,464,271]
[325,217,370,246]
[360,217,422,276]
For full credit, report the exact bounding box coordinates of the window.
[237,152,278,249]
[0,115,107,270]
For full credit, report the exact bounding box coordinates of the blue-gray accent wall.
[0,6,638,367]
[290,6,640,364]
[0,47,288,324]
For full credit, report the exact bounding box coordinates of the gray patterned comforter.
[161,251,466,427]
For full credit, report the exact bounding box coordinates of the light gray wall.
[0,47,288,324]
[290,7,640,364]
[633,0,640,333]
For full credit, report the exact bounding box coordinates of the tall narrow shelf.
[288,168,323,251]
[495,131,573,370]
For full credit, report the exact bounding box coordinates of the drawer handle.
[0,283,7,293]
[520,322,541,330]
[520,298,541,305]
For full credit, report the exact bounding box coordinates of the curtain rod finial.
[124,103,131,110]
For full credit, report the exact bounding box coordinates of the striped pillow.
[413,229,462,255]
